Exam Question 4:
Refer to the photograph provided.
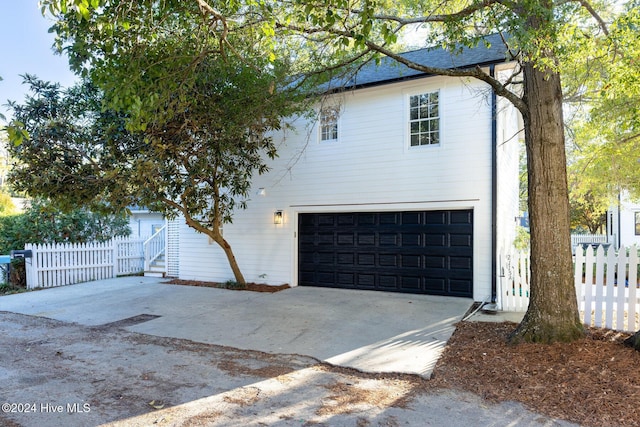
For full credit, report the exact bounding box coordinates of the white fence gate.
[499,250,530,312]
[25,237,145,289]
[500,245,640,333]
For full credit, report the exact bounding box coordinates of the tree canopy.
[564,1,640,228]
[9,2,316,283]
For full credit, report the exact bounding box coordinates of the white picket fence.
[24,237,145,289]
[500,245,640,332]
[575,245,639,332]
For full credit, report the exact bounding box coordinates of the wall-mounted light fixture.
[274,210,283,225]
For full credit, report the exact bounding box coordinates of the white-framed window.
[408,91,440,147]
[320,107,339,142]
[635,212,640,235]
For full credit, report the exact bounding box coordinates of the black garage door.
[298,210,473,297]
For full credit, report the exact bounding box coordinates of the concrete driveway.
[0,277,472,377]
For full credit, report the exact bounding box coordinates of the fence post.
[615,246,627,331]
[574,244,584,315]
[112,238,117,278]
[603,246,617,328]
[24,243,34,289]
[629,246,639,332]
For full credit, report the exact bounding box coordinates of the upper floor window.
[635,212,640,235]
[409,91,439,147]
[320,107,339,142]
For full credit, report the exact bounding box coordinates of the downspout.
[490,65,498,303]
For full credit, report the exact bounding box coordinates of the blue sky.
[0,1,77,120]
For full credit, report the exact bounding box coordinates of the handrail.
[143,225,166,272]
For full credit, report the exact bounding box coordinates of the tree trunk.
[215,235,246,285]
[509,62,585,344]
[182,214,247,285]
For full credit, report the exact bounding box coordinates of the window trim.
[405,88,442,150]
[634,212,640,236]
[319,106,340,143]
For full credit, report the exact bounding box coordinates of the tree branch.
[361,39,528,114]
[576,0,610,36]
[369,0,510,24]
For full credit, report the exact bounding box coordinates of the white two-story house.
[174,34,523,303]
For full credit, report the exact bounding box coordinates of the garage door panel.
[401,233,422,246]
[318,233,334,245]
[449,279,473,296]
[358,213,376,225]
[338,214,355,225]
[318,215,336,226]
[425,233,446,246]
[337,253,354,265]
[400,276,422,290]
[299,271,315,283]
[357,274,375,288]
[320,271,337,284]
[356,234,375,245]
[379,254,398,267]
[424,278,446,293]
[401,254,422,268]
[379,213,400,224]
[337,272,355,286]
[299,215,316,226]
[379,234,399,246]
[298,210,473,297]
[337,233,354,245]
[425,211,447,224]
[450,210,473,224]
[450,234,472,247]
[426,255,445,268]
[317,252,334,264]
[357,253,376,266]
[402,212,422,224]
[299,232,316,245]
[450,256,472,270]
[378,277,396,290]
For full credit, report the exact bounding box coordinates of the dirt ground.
[1,282,639,426]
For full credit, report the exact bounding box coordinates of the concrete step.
[144,271,165,278]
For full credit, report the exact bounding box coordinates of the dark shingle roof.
[325,33,511,91]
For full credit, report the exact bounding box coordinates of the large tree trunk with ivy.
[509,62,584,343]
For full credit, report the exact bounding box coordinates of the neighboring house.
[607,191,640,249]
[176,34,523,302]
[127,206,165,238]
